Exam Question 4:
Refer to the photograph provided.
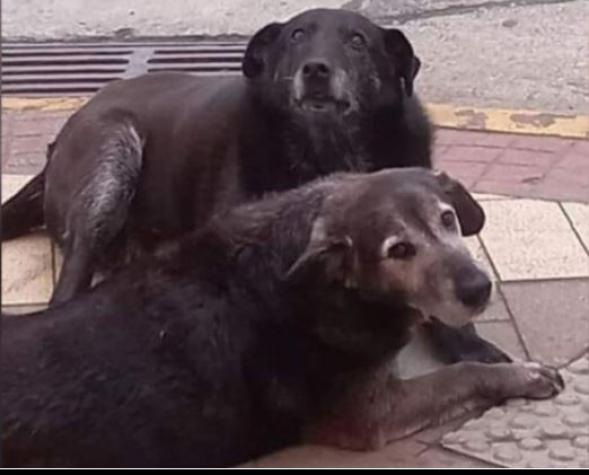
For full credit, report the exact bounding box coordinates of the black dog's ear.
[434,171,485,236]
[382,28,420,97]
[243,22,284,78]
[285,218,353,285]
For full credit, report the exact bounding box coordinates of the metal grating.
[1,41,248,96]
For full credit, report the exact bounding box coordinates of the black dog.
[1,169,563,468]
[1,9,507,363]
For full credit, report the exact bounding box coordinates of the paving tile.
[474,180,540,200]
[555,147,589,174]
[472,192,514,201]
[394,325,446,380]
[438,161,487,189]
[442,352,589,468]
[1,232,54,305]
[548,167,589,188]
[415,414,475,445]
[441,145,502,163]
[245,439,427,468]
[501,279,589,366]
[2,304,48,315]
[497,149,557,168]
[414,446,494,468]
[464,236,496,279]
[463,236,510,322]
[481,163,544,183]
[476,295,511,322]
[510,135,575,153]
[533,175,589,203]
[475,321,528,361]
[435,129,470,146]
[435,129,515,148]
[12,111,69,137]
[1,174,34,202]
[2,174,53,305]
[562,202,589,250]
[432,145,449,164]
[479,200,589,280]
[570,140,589,154]
[2,154,46,175]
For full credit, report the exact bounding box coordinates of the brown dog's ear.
[243,23,284,78]
[285,218,353,285]
[382,28,420,97]
[435,171,485,236]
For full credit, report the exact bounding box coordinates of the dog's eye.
[350,33,366,49]
[387,242,416,260]
[441,210,456,229]
[291,29,305,43]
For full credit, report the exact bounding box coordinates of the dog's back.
[1,247,303,467]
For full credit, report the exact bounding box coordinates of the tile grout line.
[470,151,504,190]
[558,201,589,257]
[499,275,589,285]
[476,234,532,361]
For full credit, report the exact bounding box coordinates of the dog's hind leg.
[50,122,143,306]
[305,361,563,451]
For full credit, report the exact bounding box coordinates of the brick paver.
[435,129,589,203]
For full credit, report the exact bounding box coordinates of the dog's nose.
[302,60,332,80]
[455,269,492,309]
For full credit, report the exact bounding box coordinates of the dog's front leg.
[305,361,564,451]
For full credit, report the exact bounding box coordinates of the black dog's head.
[242,8,420,117]
[285,169,491,328]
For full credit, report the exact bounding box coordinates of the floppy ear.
[382,28,420,97]
[242,22,284,78]
[284,218,353,285]
[435,171,485,236]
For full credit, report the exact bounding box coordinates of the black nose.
[455,269,492,308]
[302,60,331,80]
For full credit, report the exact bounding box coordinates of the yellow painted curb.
[427,104,589,139]
[2,97,588,139]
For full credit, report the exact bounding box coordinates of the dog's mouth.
[297,94,351,115]
[409,300,488,329]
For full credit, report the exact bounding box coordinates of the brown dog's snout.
[302,59,332,82]
[454,267,492,309]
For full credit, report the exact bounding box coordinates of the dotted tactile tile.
[441,353,589,468]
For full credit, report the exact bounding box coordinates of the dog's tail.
[2,170,46,241]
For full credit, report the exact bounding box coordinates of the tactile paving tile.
[441,353,589,468]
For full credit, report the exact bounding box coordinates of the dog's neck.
[204,179,415,369]
[283,114,371,177]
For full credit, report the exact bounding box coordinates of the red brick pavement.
[436,129,589,202]
[1,110,588,202]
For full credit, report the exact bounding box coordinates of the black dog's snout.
[302,60,332,80]
[455,269,492,309]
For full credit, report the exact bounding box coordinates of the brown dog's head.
[242,8,420,117]
[285,168,491,328]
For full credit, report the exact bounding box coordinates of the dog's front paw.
[506,361,565,400]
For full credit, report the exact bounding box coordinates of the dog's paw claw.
[516,362,565,399]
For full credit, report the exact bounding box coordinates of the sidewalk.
[1,105,588,468]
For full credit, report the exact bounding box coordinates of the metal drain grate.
[1,41,247,96]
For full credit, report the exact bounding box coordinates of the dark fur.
[1,8,431,303]
[0,169,563,468]
[1,9,508,376]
